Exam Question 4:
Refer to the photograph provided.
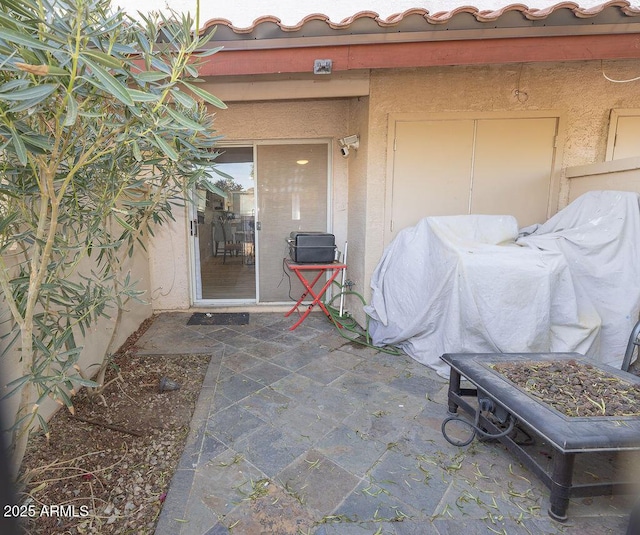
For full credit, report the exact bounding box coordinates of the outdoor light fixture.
[313,59,332,75]
[338,135,359,158]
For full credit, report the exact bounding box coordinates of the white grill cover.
[365,191,640,376]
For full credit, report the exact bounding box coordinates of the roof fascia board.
[198,34,640,77]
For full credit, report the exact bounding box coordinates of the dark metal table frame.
[284,260,347,331]
[441,352,640,521]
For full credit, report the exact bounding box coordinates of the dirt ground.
[16,316,210,534]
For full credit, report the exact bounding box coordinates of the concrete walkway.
[135,312,635,535]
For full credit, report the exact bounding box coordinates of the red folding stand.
[284,259,347,330]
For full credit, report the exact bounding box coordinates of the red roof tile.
[200,1,640,35]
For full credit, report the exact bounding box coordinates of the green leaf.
[165,106,206,131]
[45,65,70,76]
[0,83,57,101]
[128,88,159,102]
[0,0,37,19]
[36,414,50,438]
[182,81,227,109]
[82,50,123,70]
[184,64,198,78]
[22,133,53,151]
[81,56,133,106]
[58,278,85,293]
[1,374,30,400]
[9,96,50,113]
[48,295,75,306]
[0,28,58,52]
[70,376,99,388]
[63,95,78,126]
[0,79,29,92]
[9,125,27,164]
[149,56,171,75]
[152,133,179,161]
[195,45,224,59]
[54,387,73,410]
[0,211,18,234]
[134,70,170,83]
[17,49,42,67]
[169,88,196,109]
[112,213,135,232]
[132,140,142,161]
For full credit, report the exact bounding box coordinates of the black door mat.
[187,312,250,326]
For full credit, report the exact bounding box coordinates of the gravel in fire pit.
[491,359,640,418]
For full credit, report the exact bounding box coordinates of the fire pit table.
[441,352,640,521]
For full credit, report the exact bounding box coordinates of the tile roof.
[201,1,640,39]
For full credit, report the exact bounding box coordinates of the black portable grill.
[287,232,336,263]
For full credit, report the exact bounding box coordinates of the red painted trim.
[199,34,640,76]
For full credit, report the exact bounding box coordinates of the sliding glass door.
[256,143,329,303]
[193,146,256,301]
[192,141,330,304]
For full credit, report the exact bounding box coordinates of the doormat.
[187,312,250,326]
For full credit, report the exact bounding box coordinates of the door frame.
[385,110,566,246]
[606,108,640,161]
[189,138,333,307]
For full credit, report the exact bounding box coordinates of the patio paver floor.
[136,312,636,535]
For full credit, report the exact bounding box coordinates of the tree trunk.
[10,331,35,475]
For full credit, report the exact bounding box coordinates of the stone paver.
[140,312,637,535]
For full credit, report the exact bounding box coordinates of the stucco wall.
[211,99,351,254]
[149,98,351,310]
[566,156,640,202]
[148,203,191,310]
[0,298,15,428]
[344,97,370,325]
[357,59,640,308]
[151,59,640,323]
[1,246,152,434]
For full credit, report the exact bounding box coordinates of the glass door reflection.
[195,147,256,300]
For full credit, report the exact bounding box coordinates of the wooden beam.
[347,34,640,70]
[199,34,640,77]
[207,72,370,102]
